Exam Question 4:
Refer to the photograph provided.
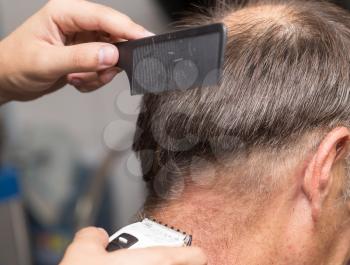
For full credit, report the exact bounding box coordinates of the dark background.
[155,0,350,21]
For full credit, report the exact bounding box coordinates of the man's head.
[133,1,350,264]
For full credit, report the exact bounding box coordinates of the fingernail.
[70,78,82,87]
[97,227,106,233]
[99,45,117,67]
[101,68,118,84]
[136,29,155,38]
[143,30,155,37]
[97,228,108,236]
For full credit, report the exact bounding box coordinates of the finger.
[72,227,109,249]
[68,72,99,85]
[67,67,121,83]
[49,0,153,40]
[110,247,207,265]
[51,42,118,75]
[68,68,119,92]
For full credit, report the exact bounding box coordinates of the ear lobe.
[302,127,350,221]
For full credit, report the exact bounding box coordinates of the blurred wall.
[0,0,168,227]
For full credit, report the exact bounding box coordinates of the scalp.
[134,0,350,203]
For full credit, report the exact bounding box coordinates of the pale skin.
[61,227,207,265]
[150,126,350,265]
[0,0,153,102]
[0,0,207,264]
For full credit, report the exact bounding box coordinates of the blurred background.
[0,0,350,265]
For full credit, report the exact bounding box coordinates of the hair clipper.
[106,218,192,251]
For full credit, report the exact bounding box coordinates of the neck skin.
[145,183,347,265]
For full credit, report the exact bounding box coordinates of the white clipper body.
[107,218,192,251]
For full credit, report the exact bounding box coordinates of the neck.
[145,190,290,265]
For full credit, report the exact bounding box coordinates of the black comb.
[114,23,227,95]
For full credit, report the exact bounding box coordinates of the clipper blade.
[147,218,192,247]
[107,218,192,252]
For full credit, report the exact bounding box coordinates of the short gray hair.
[133,0,350,204]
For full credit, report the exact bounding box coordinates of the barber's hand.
[59,227,207,265]
[0,0,152,103]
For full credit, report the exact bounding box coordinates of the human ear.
[302,127,350,221]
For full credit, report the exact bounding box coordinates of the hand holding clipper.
[59,227,206,265]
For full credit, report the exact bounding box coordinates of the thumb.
[51,43,119,75]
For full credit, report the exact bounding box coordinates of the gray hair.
[133,0,350,204]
